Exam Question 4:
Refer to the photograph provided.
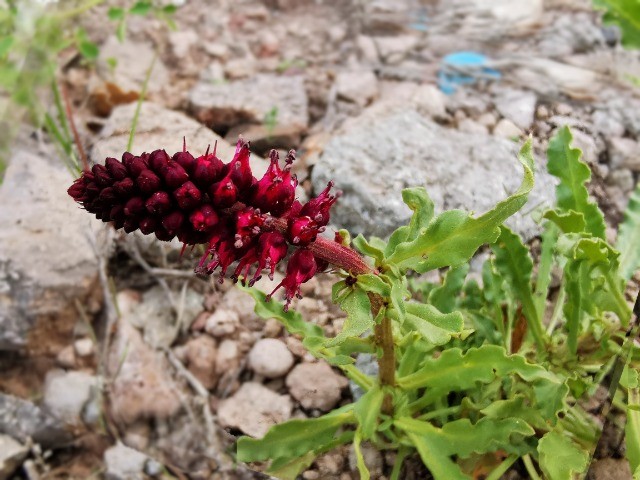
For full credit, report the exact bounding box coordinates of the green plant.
[68,124,640,478]
[107,1,178,42]
[594,0,640,48]
[235,126,640,479]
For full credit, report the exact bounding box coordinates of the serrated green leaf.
[327,288,373,346]
[547,126,606,239]
[594,0,640,48]
[354,386,384,440]
[543,209,587,233]
[240,286,324,342]
[428,264,469,313]
[237,405,354,463]
[357,274,391,297]
[401,303,464,346]
[385,187,435,257]
[491,226,544,347]
[621,365,640,389]
[353,234,385,263]
[617,182,640,280]
[538,430,589,480]
[353,430,370,480]
[399,345,567,414]
[130,1,152,15]
[387,139,534,273]
[396,416,535,480]
[107,7,125,20]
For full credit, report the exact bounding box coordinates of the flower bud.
[137,169,161,194]
[145,191,172,215]
[173,181,202,210]
[190,204,219,232]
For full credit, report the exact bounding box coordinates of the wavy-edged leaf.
[387,139,534,273]
[396,416,535,480]
[627,383,640,474]
[543,209,587,233]
[491,226,544,346]
[398,345,567,415]
[353,235,385,264]
[401,303,464,346]
[428,264,469,313]
[538,430,589,480]
[385,187,435,257]
[237,405,355,463]
[617,182,640,280]
[327,288,374,346]
[534,221,559,317]
[547,126,606,239]
[240,286,324,341]
[357,274,391,297]
[480,395,547,430]
[354,386,384,440]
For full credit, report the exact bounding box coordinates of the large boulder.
[0,147,107,352]
[312,104,557,241]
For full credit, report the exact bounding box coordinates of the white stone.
[104,442,148,480]
[218,382,292,437]
[493,119,522,138]
[494,88,537,130]
[216,339,240,374]
[412,84,447,119]
[205,309,240,337]
[458,118,488,135]
[335,71,379,108]
[43,370,96,425]
[74,338,95,357]
[609,137,640,171]
[286,362,348,411]
[0,434,28,480]
[248,339,295,378]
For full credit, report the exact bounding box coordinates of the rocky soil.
[2,0,640,479]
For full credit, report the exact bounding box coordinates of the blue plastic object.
[437,51,501,95]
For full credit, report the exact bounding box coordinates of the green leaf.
[547,126,606,239]
[237,406,354,463]
[387,139,534,273]
[491,226,544,347]
[401,303,464,346]
[116,20,126,42]
[390,279,407,321]
[385,187,435,257]
[130,1,152,15]
[617,182,640,280]
[353,430,371,480]
[357,274,391,297]
[327,288,374,346]
[534,221,559,317]
[627,386,640,474]
[480,395,548,430]
[162,4,178,14]
[428,264,469,313]
[354,386,384,440]
[78,40,99,60]
[621,365,640,389]
[543,209,587,233]
[396,416,535,480]
[240,286,324,342]
[108,7,125,20]
[594,0,640,48]
[353,234,385,264]
[399,345,567,414]
[537,430,589,480]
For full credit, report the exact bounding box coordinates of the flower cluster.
[68,139,339,307]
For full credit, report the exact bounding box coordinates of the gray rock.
[0,434,28,480]
[494,88,537,130]
[43,370,96,426]
[493,119,522,138]
[592,110,625,138]
[91,102,268,175]
[589,458,632,480]
[608,137,640,171]
[286,362,348,411]
[0,393,72,448]
[97,37,169,95]
[335,71,379,108]
[104,442,148,480]
[189,74,308,133]
[412,84,448,119]
[248,339,294,379]
[312,106,557,241]
[372,35,418,64]
[205,309,239,338]
[0,148,107,351]
[183,335,218,390]
[218,382,292,437]
[608,168,635,193]
[458,118,488,135]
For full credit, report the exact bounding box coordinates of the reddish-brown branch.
[61,82,88,171]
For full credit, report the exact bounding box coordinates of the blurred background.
[1,0,639,478]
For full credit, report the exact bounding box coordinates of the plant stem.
[486,454,518,480]
[60,81,88,171]
[371,293,395,415]
[522,454,541,480]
